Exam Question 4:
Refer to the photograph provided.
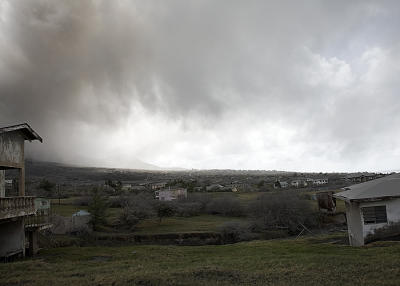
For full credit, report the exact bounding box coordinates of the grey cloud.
[1,0,400,170]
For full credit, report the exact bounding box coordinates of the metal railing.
[0,196,36,220]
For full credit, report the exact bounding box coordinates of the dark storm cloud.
[1,0,400,171]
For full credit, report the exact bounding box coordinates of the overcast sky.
[1,0,400,172]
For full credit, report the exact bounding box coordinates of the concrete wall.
[0,170,4,197]
[346,198,400,246]
[0,219,25,257]
[0,133,24,167]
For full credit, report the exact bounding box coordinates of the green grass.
[1,235,400,285]
[51,204,88,217]
[134,215,248,234]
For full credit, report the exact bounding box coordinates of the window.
[362,205,387,224]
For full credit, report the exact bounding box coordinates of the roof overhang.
[0,123,43,143]
[333,194,400,203]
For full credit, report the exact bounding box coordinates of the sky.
[1,0,400,172]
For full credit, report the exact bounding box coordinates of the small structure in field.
[316,191,336,214]
[155,188,187,201]
[334,173,400,246]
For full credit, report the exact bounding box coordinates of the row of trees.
[86,188,319,236]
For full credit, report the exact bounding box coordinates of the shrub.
[186,193,212,211]
[218,221,256,243]
[173,201,203,217]
[156,202,175,223]
[206,197,243,216]
[248,190,319,233]
[119,193,155,230]
[365,222,400,243]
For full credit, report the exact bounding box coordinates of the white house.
[313,178,328,185]
[274,180,288,189]
[334,173,400,246]
[155,188,187,201]
[291,179,307,188]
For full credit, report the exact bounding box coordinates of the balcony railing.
[0,196,36,220]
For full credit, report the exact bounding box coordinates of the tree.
[88,187,108,231]
[119,193,155,230]
[156,202,175,223]
[248,191,319,233]
[39,179,56,198]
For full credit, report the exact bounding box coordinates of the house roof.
[0,123,43,142]
[334,173,399,202]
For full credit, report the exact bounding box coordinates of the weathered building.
[155,188,187,201]
[334,173,400,246]
[0,123,42,259]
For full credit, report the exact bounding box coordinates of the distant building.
[274,180,288,189]
[149,182,167,190]
[345,173,384,183]
[313,178,328,185]
[226,181,250,191]
[155,188,187,201]
[334,173,400,246]
[290,179,308,188]
[206,184,224,191]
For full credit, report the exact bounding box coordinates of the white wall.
[346,198,400,246]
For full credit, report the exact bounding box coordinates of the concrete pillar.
[28,230,39,256]
[0,170,5,197]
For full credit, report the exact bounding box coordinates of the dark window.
[362,205,387,224]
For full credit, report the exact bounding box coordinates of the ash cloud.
[1,0,400,171]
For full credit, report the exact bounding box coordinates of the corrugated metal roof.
[0,123,43,142]
[334,173,400,201]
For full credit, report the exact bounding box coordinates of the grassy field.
[50,190,344,235]
[1,234,400,286]
[135,215,248,234]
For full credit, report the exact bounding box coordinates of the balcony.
[0,196,36,220]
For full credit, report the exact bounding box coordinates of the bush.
[206,197,243,216]
[365,222,400,243]
[156,202,175,223]
[108,196,123,208]
[218,221,256,243]
[248,191,319,233]
[173,201,203,217]
[186,193,212,211]
[119,193,155,230]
